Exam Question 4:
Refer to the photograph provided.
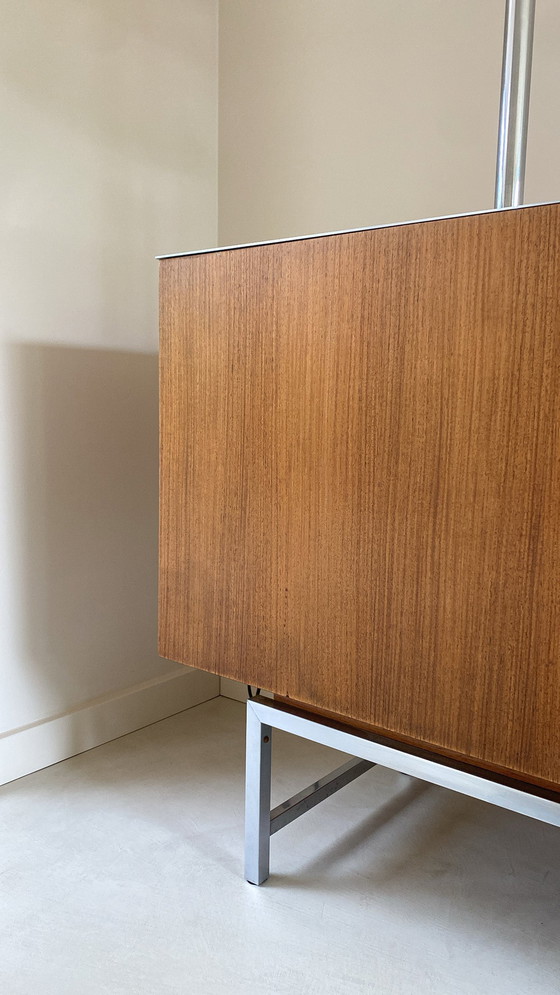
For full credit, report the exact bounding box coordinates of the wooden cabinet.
[159,202,560,791]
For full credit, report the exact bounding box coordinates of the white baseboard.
[219,677,248,702]
[0,668,219,787]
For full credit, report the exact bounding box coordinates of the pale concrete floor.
[1,698,559,995]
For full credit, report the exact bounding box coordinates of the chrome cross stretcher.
[244,695,560,886]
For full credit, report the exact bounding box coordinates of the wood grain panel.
[159,203,560,788]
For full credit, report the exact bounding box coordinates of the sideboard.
[159,202,560,794]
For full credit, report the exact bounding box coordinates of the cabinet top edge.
[156,201,560,261]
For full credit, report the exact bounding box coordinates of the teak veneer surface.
[159,203,560,789]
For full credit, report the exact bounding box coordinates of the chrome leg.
[244,702,272,885]
[244,699,375,885]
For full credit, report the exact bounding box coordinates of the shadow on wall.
[2,342,171,731]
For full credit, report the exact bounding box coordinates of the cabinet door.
[159,202,560,790]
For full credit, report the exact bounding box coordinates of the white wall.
[0,0,219,781]
[219,0,560,246]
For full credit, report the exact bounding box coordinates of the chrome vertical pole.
[495,0,536,208]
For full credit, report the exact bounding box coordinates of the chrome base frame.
[244,696,560,885]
